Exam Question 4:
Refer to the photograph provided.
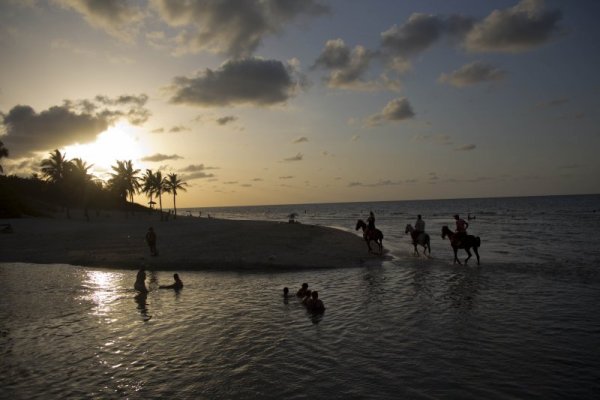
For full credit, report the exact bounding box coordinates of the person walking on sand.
[145,227,158,256]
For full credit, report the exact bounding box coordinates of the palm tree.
[41,149,68,183]
[68,158,94,220]
[0,140,8,174]
[108,160,141,212]
[151,170,167,220]
[141,169,157,211]
[164,173,187,219]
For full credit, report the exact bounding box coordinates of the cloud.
[180,164,218,172]
[252,178,263,182]
[216,116,237,125]
[169,125,190,133]
[279,175,294,179]
[312,39,377,89]
[169,57,303,107]
[413,133,453,145]
[366,97,415,127]
[381,13,445,59]
[152,0,328,57]
[293,136,308,144]
[455,144,477,151]
[283,153,303,162]
[464,0,562,53]
[183,171,215,181]
[348,179,411,188]
[141,153,183,162]
[439,61,507,87]
[55,0,145,43]
[151,128,165,133]
[1,94,149,157]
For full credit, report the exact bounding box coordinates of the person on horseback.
[411,214,425,244]
[454,214,469,246]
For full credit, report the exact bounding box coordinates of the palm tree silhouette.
[41,149,68,183]
[164,173,187,219]
[152,170,167,220]
[0,140,8,174]
[108,160,141,213]
[68,158,94,220]
[141,169,157,211]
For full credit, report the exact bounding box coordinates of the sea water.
[1,195,599,399]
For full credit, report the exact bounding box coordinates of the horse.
[441,226,481,265]
[405,224,431,256]
[355,219,384,254]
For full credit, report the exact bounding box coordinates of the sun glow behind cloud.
[63,122,148,180]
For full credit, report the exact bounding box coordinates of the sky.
[1,0,599,208]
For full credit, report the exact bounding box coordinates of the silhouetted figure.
[159,273,183,291]
[134,269,148,293]
[367,211,376,232]
[301,290,313,306]
[283,287,290,298]
[308,291,325,313]
[296,283,309,297]
[411,214,425,244]
[134,292,151,321]
[145,227,158,256]
[454,214,469,246]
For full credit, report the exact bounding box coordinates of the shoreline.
[0,211,386,271]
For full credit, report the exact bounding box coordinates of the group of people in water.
[283,283,326,313]
[134,268,183,293]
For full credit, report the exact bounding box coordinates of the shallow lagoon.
[1,260,599,399]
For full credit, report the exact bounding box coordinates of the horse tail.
[476,236,481,248]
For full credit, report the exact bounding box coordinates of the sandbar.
[0,211,384,271]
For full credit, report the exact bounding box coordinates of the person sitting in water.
[159,273,183,290]
[296,283,309,297]
[134,269,148,293]
[411,214,425,244]
[308,291,325,312]
[302,290,313,306]
[454,214,469,246]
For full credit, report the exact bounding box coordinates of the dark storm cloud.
[169,58,302,107]
[439,61,507,87]
[365,97,415,127]
[464,0,562,53]
[312,39,376,89]
[152,0,329,57]
[0,95,150,157]
[141,153,183,162]
[56,0,144,42]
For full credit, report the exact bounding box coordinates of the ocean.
[1,194,599,398]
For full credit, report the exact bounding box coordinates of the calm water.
[2,195,600,399]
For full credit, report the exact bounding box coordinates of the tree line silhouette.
[0,143,187,219]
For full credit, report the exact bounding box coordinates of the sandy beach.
[0,211,384,270]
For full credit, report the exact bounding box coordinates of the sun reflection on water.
[83,270,122,319]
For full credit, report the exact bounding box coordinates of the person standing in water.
[134,269,148,293]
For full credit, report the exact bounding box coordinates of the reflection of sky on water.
[83,270,122,320]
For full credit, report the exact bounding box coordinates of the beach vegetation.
[164,173,187,219]
[108,160,141,215]
[0,140,8,174]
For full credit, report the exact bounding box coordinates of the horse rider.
[454,214,469,246]
[366,211,376,238]
[412,214,425,243]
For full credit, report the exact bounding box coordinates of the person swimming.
[159,273,183,290]
[134,269,148,293]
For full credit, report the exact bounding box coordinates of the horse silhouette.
[355,219,383,254]
[441,226,481,265]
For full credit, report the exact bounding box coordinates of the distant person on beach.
[297,283,309,297]
[308,291,325,313]
[454,214,469,245]
[145,227,158,256]
[134,269,148,293]
[159,273,183,290]
[411,214,425,243]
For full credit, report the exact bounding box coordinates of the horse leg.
[474,247,480,265]
[378,239,383,255]
[413,243,419,256]
[464,247,472,265]
[453,247,461,264]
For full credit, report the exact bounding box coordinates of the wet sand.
[0,211,384,270]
